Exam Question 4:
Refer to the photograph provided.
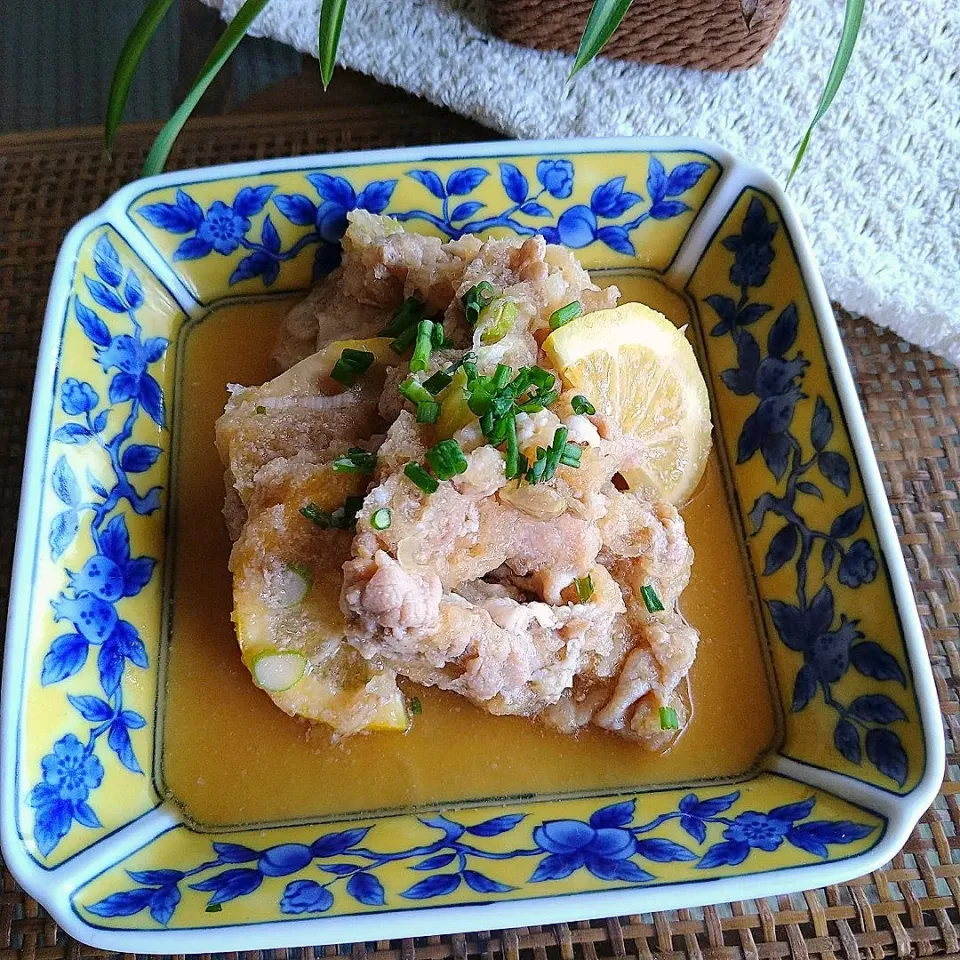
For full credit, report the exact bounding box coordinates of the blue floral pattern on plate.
[86,792,873,925]
[136,156,709,287]
[27,234,164,857]
[703,197,910,787]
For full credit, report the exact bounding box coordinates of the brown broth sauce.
[161,276,778,827]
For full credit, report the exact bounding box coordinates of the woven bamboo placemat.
[0,104,956,960]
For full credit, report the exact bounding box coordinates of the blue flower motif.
[698,799,815,868]
[61,378,99,415]
[722,197,778,289]
[537,159,574,199]
[195,200,250,256]
[838,539,878,587]
[531,819,652,883]
[39,733,104,802]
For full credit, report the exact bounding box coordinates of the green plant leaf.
[319,0,348,89]
[142,0,271,177]
[105,0,177,150]
[570,0,632,79]
[787,0,864,185]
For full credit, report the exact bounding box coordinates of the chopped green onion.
[405,463,439,493]
[371,508,392,530]
[640,584,665,613]
[399,377,434,405]
[426,439,468,480]
[529,367,555,390]
[571,395,596,416]
[381,297,424,337]
[507,368,532,397]
[488,414,510,446]
[560,443,583,468]
[461,281,496,325]
[574,574,594,603]
[463,361,478,383]
[659,706,680,730]
[480,410,495,435]
[493,364,512,390]
[548,301,583,330]
[410,319,436,372]
[255,404,266,415]
[431,323,446,348]
[300,503,331,528]
[478,298,517,345]
[389,323,419,355]
[416,401,441,424]
[516,452,529,476]
[422,370,453,394]
[332,448,376,473]
[410,696,423,715]
[331,348,375,386]
[505,415,520,479]
[517,388,557,413]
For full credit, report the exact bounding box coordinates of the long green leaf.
[142,0,271,177]
[787,0,864,185]
[570,0,632,79]
[319,0,348,89]
[105,0,177,150]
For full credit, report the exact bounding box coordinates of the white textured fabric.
[203,0,960,364]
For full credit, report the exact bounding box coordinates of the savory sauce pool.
[161,274,779,827]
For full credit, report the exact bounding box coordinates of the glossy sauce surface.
[161,275,779,827]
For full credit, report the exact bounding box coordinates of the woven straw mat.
[0,111,955,960]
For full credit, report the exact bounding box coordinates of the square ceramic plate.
[1,138,944,952]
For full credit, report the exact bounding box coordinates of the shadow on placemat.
[0,109,956,959]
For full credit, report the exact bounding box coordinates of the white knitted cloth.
[204,0,960,364]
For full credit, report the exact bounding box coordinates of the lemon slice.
[543,302,712,504]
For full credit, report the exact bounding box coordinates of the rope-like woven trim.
[487,0,793,71]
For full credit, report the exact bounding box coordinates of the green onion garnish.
[410,697,423,715]
[548,301,583,330]
[529,367,555,390]
[492,364,512,390]
[505,414,520,479]
[331,348,375,386]
[416,401,441,424]
[300,503,331,528]
[332,448,376,473]
[422,370,452,394]
[517,388,557,414]
[404,463,439,493]
[571,395,596,416]
[426,439,468,480]
[640,584,665,613]
[381,297,424,337]
[410,319,436,372]
[461,281,496,325]
[574,574,594,603]
[659,706,680,730]
[431,323,446,348]
[560,442,583,467]
[255,404,267,415]
[399,378,434,405]
[507,368,532,397]
[371,508,392,530]
[389,323,419,355]
[479,298,517,345]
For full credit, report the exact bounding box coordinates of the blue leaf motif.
[122,557,155,597]
[139,190,204,232]
[679,815,707,844]
[213,841,258,863]
[306,173,356,207]
[230,251,279,287]
[590,178,641,218]
[310,827,370,857]
[818,451,851,494]
[149,885,181,926]
[97,637,125,694]
[500,162,529,203]
[646,157,667,204]
[849,694,906,724]
[52,456,81,506]
[590,859,655,882]
[72,800,102,829]
[75,298,111,347]
[67,694,113,721]
[705,294,738,337]
[787,820,873,858]
[32,797,73,856]
[121,710,147,729]
[834,718,862,764]
[109,373,139,404]
[696,840,750,869]
[189,868,263,905]
[530,853,579,882]
[520,202,551,217]
[665,162,709,197]
[680,792,740,818]
[128,868,185,885]
[120,444,162,473]
[596,226,635,256]
[767,303,798,357]
[792,664,817,711]
[138,373,165,426]
[830,504,864,539]
[450,201,485,222]
[261,215,281,254]
[108,716,142,773]
[274,193,319,226]
[850,642,905,685]
[401,873,461,899]
[54,424,92,444]
[174,237,214,261]
[347,871,386,906]
[811,396,833,450]
[356,179,397,214]
[764,524,798,574]
[769,798,816,822]
[589,800,635,828]
[123,272,144,310]
[320,863,359,875]
[465,814,525,837]
[232,185,276,217]
[84,276,126,313]
[462,870,514,893]
[446,167,488,195]
[41,633,88,685]
[866,729,908,785]
[87,887,155,918]
[412,853,457,870]
[94,235,124,287]
[100,513,131,564]
[634,838,697,862]
[143,337,169,363]
[49,509,79,561]
[281,879,333,914]
[649,200,691,220]
[408,169,446,199]
[419,814,466,839]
